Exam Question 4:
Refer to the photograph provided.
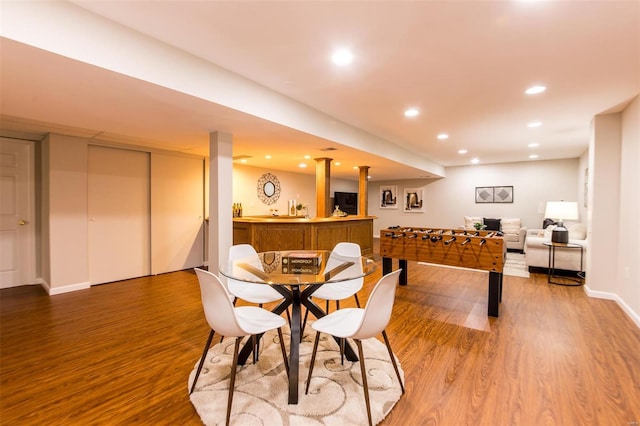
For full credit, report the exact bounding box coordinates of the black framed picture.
[475,186,494,203]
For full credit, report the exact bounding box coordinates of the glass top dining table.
[219,249,377,404]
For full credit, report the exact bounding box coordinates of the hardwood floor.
[2,253,639,425]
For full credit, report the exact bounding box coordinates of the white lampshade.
[544,201,579,221]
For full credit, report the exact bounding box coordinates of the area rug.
[188,328,404,426]
[504,252,530,278]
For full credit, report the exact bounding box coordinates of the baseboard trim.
[583,284,640,328]
[44,281,91,295]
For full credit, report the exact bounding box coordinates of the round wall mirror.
[263,181,275,197]
[257,173,281,205]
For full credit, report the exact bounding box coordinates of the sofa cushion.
[504,233,520,242]
[483,217,501,231]
[501,218,521,235]
[569,223,587,240]
[464,216,482,229]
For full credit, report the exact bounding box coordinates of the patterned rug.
[504,252,530,278]
[189,328,404,425]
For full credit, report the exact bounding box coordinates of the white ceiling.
[1,1,638,181]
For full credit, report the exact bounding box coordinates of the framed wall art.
[493,186,513,203]
[379,185,398,209]
[475,186,494,203]
[475,186,514,203]
[403,187,424,213]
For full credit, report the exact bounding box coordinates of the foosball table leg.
[399,259,408,286]
[382,257,392,275]
[488,272,502,317]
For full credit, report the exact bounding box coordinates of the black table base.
[236,283,358,404]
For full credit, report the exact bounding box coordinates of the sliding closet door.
[88,146,150,284]
[151,153,204,274]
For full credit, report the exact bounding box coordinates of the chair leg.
[226,337,242,426]
[382,330,405,394]
[340,337,345,365]
[336,300,340,310]
[190,329,215,395]
[305,331,321,394]
[355,339,373,426]
[277,327,289,377]
[301,307,309,338]
[252,334,258,364]
[354,293,361,308]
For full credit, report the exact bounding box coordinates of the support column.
[209,131,233,275]
[358,166,369,216]
[315,158,332,218]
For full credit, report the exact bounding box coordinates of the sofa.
[525,223,588,272]
[463,216,527,252]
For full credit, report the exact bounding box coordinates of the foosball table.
[380,226,507,317]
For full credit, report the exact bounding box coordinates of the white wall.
[585,95,639,327]
[618,96,640,321]
[368,159,580,236]
[39,134,205,293]
[232,164,358,218]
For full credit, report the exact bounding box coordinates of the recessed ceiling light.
[334,162,341,166]
[528,121,543,128]
[458,149,468,154]
[437,133,449,140]
[298,163,307,168]
[529,154,539,159]
[331,49,353,66]
[303,155,311,159]
[525,85,547,95]
[352,166,358,170]
[471,158,480,164]
[240,159,247,163]
[404,108,419,117]
[528,142,539,148]
[265,155,271,159]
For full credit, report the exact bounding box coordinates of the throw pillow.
[464,216,482,229]
[543,224,557,239]
[483,217,501,231]
[501,218,521,235]
[569,223,587,240]
[543,218,557,229]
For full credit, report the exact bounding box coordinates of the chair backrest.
[194,268,246,338]
[227,244,264,287]
[353,269,402,339]
[325,242,363,285]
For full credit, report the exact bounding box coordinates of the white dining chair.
[227,244,285,306]
[305,269,405,426]
[190,268,289,425]
[302,242,363,334]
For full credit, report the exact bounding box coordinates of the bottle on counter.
[238,203,243,217]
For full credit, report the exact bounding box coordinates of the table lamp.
[544,201,579,244]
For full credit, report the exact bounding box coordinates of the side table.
[542,242,584,286]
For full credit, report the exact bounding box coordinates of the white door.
[88,146,150,284]
[0,138,36,288]
[151,153,204,274]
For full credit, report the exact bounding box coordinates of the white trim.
[44,281,91,295]
[583,284,640,328]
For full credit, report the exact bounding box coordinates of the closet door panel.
[88,146,150,284]
[151,153,204,274]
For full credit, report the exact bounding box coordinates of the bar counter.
[233,215,375,255]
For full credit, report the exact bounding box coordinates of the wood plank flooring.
[2,250,639,425]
